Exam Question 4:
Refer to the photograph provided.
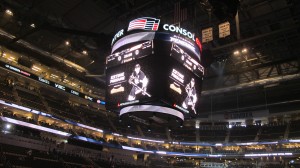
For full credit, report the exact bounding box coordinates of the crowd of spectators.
[0,81,16,103]
[17,89,47,111]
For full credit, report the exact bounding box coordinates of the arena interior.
[0,0,300,167]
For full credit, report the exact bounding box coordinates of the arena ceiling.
[0,0,299,118]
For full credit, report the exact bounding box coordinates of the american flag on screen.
[128,17,160,31]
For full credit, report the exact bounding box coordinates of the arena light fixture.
[30,23,35,28]
[233,50,240,55]
[195,120,200,129]
[242,48,248,53]
[7,56,17,63]
[5,9,13,16]
[62,79,69,83]
[32,65,41,72]
[50,74,59,79]
[5,123,11,129]
[82,50,88,55]
[65,41,70,46]
[70,82,77,86]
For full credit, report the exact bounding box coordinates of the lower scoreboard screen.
[106,56,160,109]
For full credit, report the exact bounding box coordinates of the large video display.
[106,17,204,119]
[106,56,159,109]
[166,59,202,116]
[106,41,202,116]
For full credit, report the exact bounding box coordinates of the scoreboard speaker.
[208,0,240,21]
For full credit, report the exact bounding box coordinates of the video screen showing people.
[182,78,197,114]
[106,56,156,109]
[128,64,150,101]
[167,62,201,115]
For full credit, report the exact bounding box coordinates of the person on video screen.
[128,64,150,101]
[182,78,197,114]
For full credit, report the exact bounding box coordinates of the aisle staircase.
[137,125,145,137]
[284,122,290,139]
[225,129,230,143]
[255,127,262,141]
[38,92,52,114]
[12,87,21,104]
[166,128,172,141]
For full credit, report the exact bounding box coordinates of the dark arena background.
[0,0,299,168]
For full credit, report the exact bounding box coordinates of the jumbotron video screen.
[105,17,204,118]
[106,55,160,109]
[166,60,202,115]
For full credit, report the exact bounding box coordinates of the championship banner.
[219,22,230,38]
[202,27,213,43]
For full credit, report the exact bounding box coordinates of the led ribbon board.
[111,17,202,58]
[0,61,105,104]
